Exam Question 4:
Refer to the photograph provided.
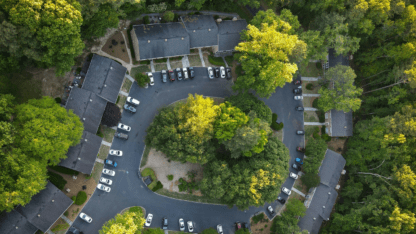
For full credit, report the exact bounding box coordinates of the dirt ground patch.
[272,129,283,142]
[154,63,168,71]
[29,67,72,98]
[293,176,308,194]
[304,111,319,122]
[301,80,320,94]
[188,55,202,67]
[143,148,203,193]
[327,138,347,154]
[251,215,273,234]
[170,60,183,70]
[302,96,318,108]
[102,31,130,64]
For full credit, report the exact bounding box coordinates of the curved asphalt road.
[70,68,304,233]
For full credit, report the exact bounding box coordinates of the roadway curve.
[70,67,304,233]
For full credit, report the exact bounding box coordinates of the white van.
[183,68,189,79]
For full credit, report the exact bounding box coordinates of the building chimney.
[181,37,184,40]
[341,170,346,175]
[16,227,18,229]
[313,218,316,220]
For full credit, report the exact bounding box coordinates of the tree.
[200,228,218,234]
[143,228,165,234]
[163,11,174,22]
[81,4,119,39]
[317,65,363,112]
[14,96,84,165]
[99,208,145,234]
[101,102,122,127]
[223,112,271,158]
[0,0,85,75]
[303,137,327,174]
[224,92,272,125]
[271,199,307,234]
[235,229,251,234]
[234,18,307,98]
[214,102,249,143]
[300,173,321,189]
[135,73,150,88]
[300,30,327,61]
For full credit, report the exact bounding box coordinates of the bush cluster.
[75,191,87,205]
[151,181,163,192]
[306,83,314,90]
[47,171,67,190]
[271,122,284,131]
[301,173,321,190]
[303,137,327,174]
[321,133,331,142]
[208,55,225,66]
[167,175,174,181]
[143,16,150,24]
[178,178,199,193]
[252,213,265,224]
[272,113,278,122]
[49,166,79,175]
[312,126,320,139]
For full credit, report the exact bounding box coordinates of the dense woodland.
[1,0,416,233]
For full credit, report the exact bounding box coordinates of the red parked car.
[168,70,175,81]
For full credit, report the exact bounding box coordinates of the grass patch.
[140,145,151,168]
[121,79,133,92]
[117,95,127,109]
[154,58,168,63]
[252,213,266,224]
[154,63,168,71]
[98,145,110,160]
[208,55,225,66]
[91,162,104,183]
[141,168,157,190]
[101,126,116,143]
[225,56,234,65]
[131,65,151,77]
[300,62,322,77]
[155,188,226,204]
[305,125,320,142]
[129,206,143,213]
[51,222,69,232]
[301,81,320,94]
[188,55,202,67]
[169,56,183,61]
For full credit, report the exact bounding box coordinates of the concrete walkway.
[150,60,155,72]
[304,122,326,125]
[182,55,190,67]
[125,74,135,82]
[291,187,306,197]
[198,48,205,67]
[95,158,104,164]
[222,57,228,67]
[167,58,171,70]
[303,94,321,97]
[301,77,321,81]
[304,107,319,111]
[46,230,54,234]
[61,214,73,225]
[102,141,112,147]
[119,90,129,96]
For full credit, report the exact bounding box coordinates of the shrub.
[301,173,321,190]
[224,17,233,20]
[164,11,174,22]
[75,191,87,205]
[306,83,314,90]
[152,181,163,191]
[272,113,278,122]
[271,122,280,130]
[304,137,327,174]
[154,58,168,63]
[139,60,151,65]
[143,16,150,24]
[76,67,82,73]
[47,171,67,190]
[135,73,150,88]
[51,223,69,232]
[316,62,322,70]
[49,166,79,175]
[214,15,220,20]
[64,211,69,216]
[167,175,174,181]
[96,128,104,138]
[225,93,272,125]
[321,126,326,135]
[252,213,264,224]
[312,98,319,109]
[322,133,331,142]
[208,55,225,66]
[194,11,201,15]
[71,196,76,201]
[116,96,120,104]
[54,97,62,104]
[276,122,284,131]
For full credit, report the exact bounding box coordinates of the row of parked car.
[145,214,195,232]
[207,66,231,79]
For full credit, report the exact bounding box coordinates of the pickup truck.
[114,132,128,140]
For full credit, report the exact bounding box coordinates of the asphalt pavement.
[69,67,304,233]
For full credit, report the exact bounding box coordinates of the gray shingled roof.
[14,182,73,232]
[181,15,218,48]
[0,210,38,234]
[134,23,190,60]
[59,131,102,175]
[328,48,349,67]
[319,149,346,187]
[82,54,127,103]
[331,110,353,137]
[298,185,338,234]
[217,20,247,51]
[65,87,107,133]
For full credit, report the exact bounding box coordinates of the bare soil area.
[327,138,347,154]
[102,31,130,63]
[251,214,273,234]
[29,67,72,98]
[143,148,204,194]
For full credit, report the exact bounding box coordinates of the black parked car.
[277,196,286,204]
[124,104,136,113]
[295,106,304,111]
[226,68,232,79]
[292,163,301,171]
[188,67,195,79]
[162,217,168,230]
[293,88,302,94]
[176,68,182,80]
[214,67,220,78]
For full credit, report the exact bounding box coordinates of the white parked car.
[109,150,123,156]
[282,187,291,195]
[187,221,194,232]
[179,218,185,231]
[217,224,223,234]
[126,97,140,106]
[148,72,155,86]
[79,212,92,223]
[207,67,214,79]
[294,95,303,100]
[97,183,111,192]
[220,66,226,78]
[102,169,115,176]
[183,68,189,79]
[289,172,298,179]
[118,123,131,131]
[145,213,153,227]
[99,177,113,185]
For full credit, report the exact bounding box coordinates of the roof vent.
[327,218,330,221]
[85,139,88,142]
[209,28,212,31]
[90,99,92,102]
[148,40,150,43]
[216,19,222,23]
[193,30,196,32]
[181,37,184,40]
[328,192,331,195]
[38,214,41,217]
[313,218,316,220]
[232,17,237,21]
[165,39,167,42]
[16,227,18,229]
[110,67,113,70]
[104,84,107,87]
[78,157,81,161]
[323,206,326,208]
[52,200,54,202]
[82,118,85,121]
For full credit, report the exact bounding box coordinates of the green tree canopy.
[81,4,119,39]
[214,102,249,143]
[163,11,174,22]
[224,92,272,125]
[99,207,145,234]
[271,199,307,234]
[142,228,165,234]
[318,65,363,112]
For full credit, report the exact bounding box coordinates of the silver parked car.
[207,67,214,79]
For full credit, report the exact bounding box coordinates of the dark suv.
[188,67,195,79]
[162,217,168,230]
[214,67,220,78]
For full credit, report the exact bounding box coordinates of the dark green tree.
[81,4,120,39]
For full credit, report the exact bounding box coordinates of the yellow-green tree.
[389,206,416,233]
[214,102,249,143]
[177,94,220,141]
[234,17,306,98]
[99,208,145,234]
